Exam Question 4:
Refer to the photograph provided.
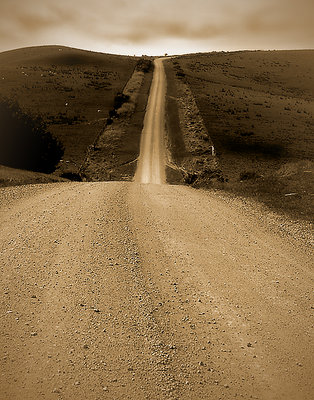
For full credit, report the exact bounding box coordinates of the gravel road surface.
[0,181,313,399]
[134,58,166,184]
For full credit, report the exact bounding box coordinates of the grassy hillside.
[0,45,139,177]
[165,50,314,221]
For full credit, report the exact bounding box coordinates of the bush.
[239,171,261,181]
[136,59,152,73]
[108,109,117,119]
[0,99,64,173]
[113,92,130,110]
[176,71,186,78]
[60,172,82,181]
[183,171,198,184]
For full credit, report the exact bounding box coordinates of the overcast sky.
[0,0,313,55]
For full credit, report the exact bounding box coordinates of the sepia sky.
[0,0,313,55]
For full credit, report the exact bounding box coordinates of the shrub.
[176,71,185,78]
[239,171,261,181]
[136,59,152,73]
[240,131,254,137]
[0,99,64,173]
[60,172,82,181]
[183,171,198,184]
[113,92,130,110]
[108,109,117,119]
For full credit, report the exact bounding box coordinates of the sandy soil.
[0,181,313,399]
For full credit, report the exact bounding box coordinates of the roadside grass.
[220,161,314,221]
[165,50,314,221]
[164,61,188,183]
[0,45,140,178]
[80,60,154,181]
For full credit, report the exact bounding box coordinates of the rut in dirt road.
[134,58,167,184]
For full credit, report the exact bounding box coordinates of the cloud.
[0,0,313,53]
[92,20,223,43]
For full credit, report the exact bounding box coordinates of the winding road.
[0,59,313,400]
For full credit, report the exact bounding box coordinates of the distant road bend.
[0,58,313,399]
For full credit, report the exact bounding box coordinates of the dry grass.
[81,65,153,182]
[0,45,139,177]
[165,50,314,221]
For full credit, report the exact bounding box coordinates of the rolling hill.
[164,50,314,220]
[0,45,142,179]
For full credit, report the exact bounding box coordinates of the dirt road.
[0,58,313,399]
[134,58,166,184]
[1,181,313,399]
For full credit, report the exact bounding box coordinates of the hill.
[164,50,314,221]
[0,45,141,178]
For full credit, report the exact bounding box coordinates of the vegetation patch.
[164,58,222,186]
[165,51,314,221]
[239,171,261,181]
[81,58,154,181]
[0,45,140,178]
[0,99,63,173]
